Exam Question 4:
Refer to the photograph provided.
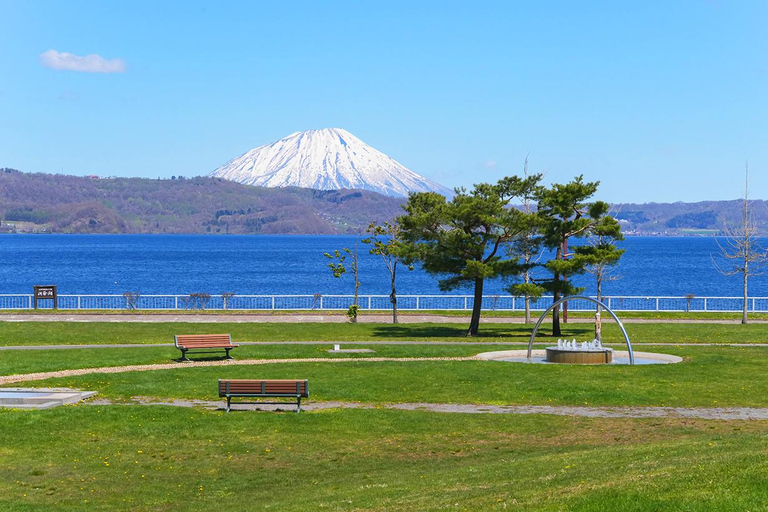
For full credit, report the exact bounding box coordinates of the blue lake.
[0,234,761,297]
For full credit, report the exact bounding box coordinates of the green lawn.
[0,406,767,511]
[0,320,767,346]
[1,321,768,510]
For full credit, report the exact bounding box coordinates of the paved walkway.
[87,396,768,421]
[0,313,762,324]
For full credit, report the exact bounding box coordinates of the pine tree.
[399,174,541,336]
[536,176,621,336]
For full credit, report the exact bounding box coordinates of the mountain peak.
[209,129,452,198]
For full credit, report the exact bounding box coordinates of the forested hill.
[613,200,768,235]
[0,169,404,234]
[1,168,765,235]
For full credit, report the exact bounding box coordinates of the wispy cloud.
[483,160,497,170]
[39,49,126,73]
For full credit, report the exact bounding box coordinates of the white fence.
[1,294,765,312]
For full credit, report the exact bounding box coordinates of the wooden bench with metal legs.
[218,379,309,413]
[175,334,238,362]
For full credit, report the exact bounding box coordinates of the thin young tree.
[324,242,362,323]
[576,205,625,304]
[712,162,766,324]
[506,156,545,323]
[574,223,625,340]
[362,221,412,324]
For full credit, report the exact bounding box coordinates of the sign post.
[33,285,58,309]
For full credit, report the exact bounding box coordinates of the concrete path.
[87,396,768,421]
[0,313,763,324]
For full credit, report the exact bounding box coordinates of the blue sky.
[1,1,766,203]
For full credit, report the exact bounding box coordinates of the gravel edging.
[0,356,478,385]
[85,396,768,420]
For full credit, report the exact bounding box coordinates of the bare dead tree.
[189,293,211,310]
[712,162,767,324]
[584,218,624,305]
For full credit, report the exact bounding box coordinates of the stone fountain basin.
[546,347,613,364]
[477,350,682,365]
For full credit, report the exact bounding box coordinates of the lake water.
[0,234,761,297]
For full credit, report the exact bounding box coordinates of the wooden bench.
[174,334,238,362]
[218,379,309,413]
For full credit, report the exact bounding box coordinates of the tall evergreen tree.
[536,176,621,336]
[399,174,541,336]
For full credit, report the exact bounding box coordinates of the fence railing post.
[416,296,420,310]
[78,296,81,309]
[272,296,275,310]
[655,298,659,311]
[704,298,708,311]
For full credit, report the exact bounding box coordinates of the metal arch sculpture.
[526,295,634,365]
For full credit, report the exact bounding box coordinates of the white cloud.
[483,160,498,170]
[39,49,126,73]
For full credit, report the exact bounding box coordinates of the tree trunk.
[467,278,484,336]
[552,245,563,337]
[595,311,602,341]
[524,296,531,324]
[391,261,398,324]
[742,266,748,325]
[562,240,568,324]
[523,268,532,324]
[595,277,602,339]
[352,245,359,323]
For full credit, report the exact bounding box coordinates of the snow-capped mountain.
[209,128,452,198]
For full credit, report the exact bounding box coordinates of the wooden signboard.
[34,285,57,309]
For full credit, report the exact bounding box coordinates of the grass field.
[1,321,767,510]
[0,319,767,346]
[1,407,766,511]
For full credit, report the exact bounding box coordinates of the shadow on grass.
[175,355,236,363]
[369,323,596,341]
